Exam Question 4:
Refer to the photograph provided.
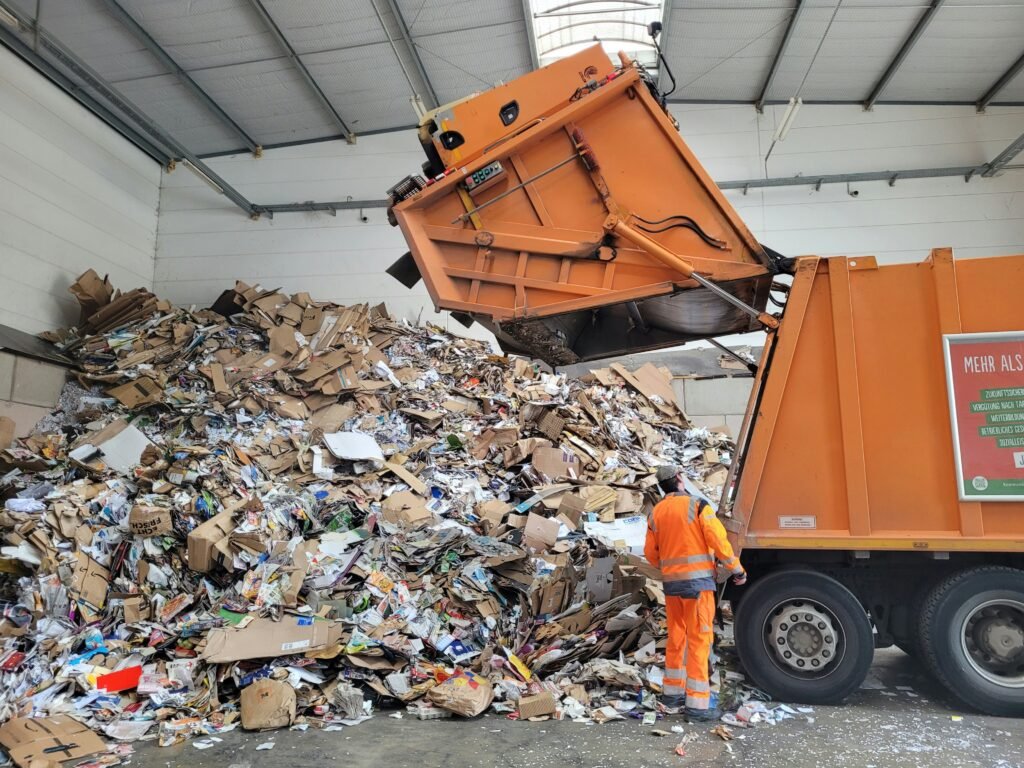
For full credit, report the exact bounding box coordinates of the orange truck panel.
[389,46,780,363]
[732,249,1024,553]
[386,48,1024,557]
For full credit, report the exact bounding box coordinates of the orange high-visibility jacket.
[645,494,744,597]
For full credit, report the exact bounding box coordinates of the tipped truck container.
[387,46,783,365]
[387,46,1024,716]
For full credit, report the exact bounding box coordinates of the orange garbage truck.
[385,44,1024,716]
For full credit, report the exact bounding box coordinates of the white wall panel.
[155,131,495,340]
[156,103,1024,351]
[0,45,160,335]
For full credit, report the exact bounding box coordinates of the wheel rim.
[960,599,1024,688]
[762,597,846,679]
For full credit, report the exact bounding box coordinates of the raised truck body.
[387,46,1024,715]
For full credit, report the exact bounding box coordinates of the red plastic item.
[0,651,25,671]
[95,665,143,693]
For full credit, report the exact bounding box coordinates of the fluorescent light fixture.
[773,97,803,143]
[410,94,427,121]
[182,159,224,195]
[0,5,20,28]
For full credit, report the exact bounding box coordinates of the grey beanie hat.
[655,465,679,483]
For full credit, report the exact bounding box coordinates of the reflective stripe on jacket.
[644,493,744,597]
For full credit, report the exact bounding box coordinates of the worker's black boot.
[661,694,686,712]
[684,707,721,722]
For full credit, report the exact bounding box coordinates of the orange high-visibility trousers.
[664,592,715,710]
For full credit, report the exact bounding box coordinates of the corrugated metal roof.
[883,1,1024,101]
[1,0,1021,158]
[119,0,281,71]
[666,1,795,101]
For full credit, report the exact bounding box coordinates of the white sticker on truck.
[778,515,817,529]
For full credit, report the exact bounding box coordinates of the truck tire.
[895,582,930,661]
[920,566,1024,717]
[734,570,874,704]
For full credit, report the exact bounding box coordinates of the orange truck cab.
[386,45,1024,716]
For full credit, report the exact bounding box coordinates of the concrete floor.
[135,650,1024,768]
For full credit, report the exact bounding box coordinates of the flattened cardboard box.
[187,507,236,572]
[524,512,559,550]
[556,493,586,527]
[70,418,152,475]
[202,616,338,663]
[241,678,296,730]
[128,505,172,537]
[108,377,162,408]
[532,447,580,480]
[72,555,109,609]
[477,499,511,532]
[0,715,107,768]
[518,691,556,719]
[381,491,433,527]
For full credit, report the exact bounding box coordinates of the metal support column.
[864,0,945,110]
[98,0,261,155]
[754,0,804,113]
[246,0,356,143]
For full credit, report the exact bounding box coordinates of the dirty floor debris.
[133,651,1024,768]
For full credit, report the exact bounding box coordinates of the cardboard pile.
[0,270,737,756]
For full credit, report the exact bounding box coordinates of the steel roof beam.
[863,0,945,111]
[0,1,259,216]
[977,51,1024,112]
[380,0,440,109]
[981,129,1024,177]
[98,0,261,156]
[522,0,540,70]
[246,0,355,144]
[754,0,805,114]
[0,25,173,166]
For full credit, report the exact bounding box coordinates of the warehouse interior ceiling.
[1,0,1023,164]
[530,0,664,71]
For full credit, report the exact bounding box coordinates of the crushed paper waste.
[0,268,767,759]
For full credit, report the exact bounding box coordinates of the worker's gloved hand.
[732,572,748,586]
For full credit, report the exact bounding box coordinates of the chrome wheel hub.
[962,599,1024,688]
[767,600,840,673]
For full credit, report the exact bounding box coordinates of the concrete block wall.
[673,377,754,437]
[0,353,67,439]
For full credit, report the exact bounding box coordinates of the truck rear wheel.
[921,567,1024,716]
[734,570,874,704]
[895,581,930,661]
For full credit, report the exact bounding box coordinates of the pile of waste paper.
[0,269,737,761]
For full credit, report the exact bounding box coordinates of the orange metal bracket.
[829,257,872,537]
[731,256,820,548]
[931,247,985,538]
